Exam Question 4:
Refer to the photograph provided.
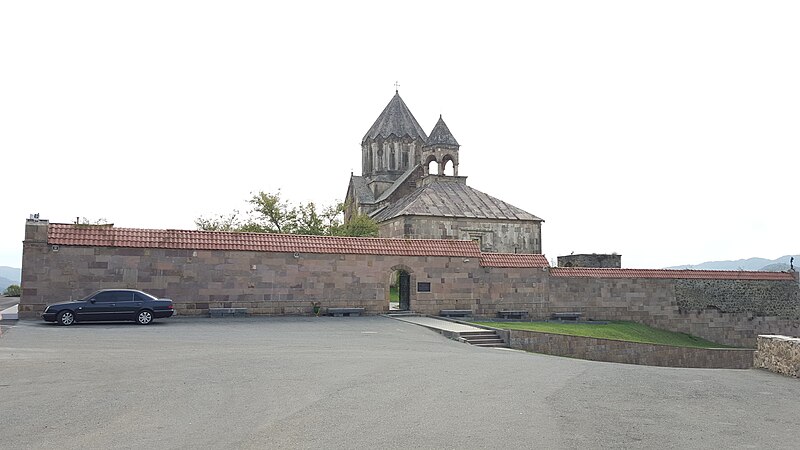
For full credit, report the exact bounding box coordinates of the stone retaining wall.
[676,279,800,317]
[544,275,800,348]
[754,335,800,377]
[508,329,755,368]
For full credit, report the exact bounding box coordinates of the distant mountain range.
[0,266,21,291]
[666,255,799,272]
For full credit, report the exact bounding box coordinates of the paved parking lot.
[1,316,799,449]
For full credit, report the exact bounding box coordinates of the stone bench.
[498,310,528,320]
[551,312,582,321]
[439,309,473,318]
[209,307,249,318]
[328,307,365,317]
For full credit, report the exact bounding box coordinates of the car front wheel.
[137,310,153,325]
[57,310,75,326]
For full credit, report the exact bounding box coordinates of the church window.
[377,149,383,170]
[389,148,396,170]
[402,148,409,168]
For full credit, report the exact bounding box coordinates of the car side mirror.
[90,299,96,304]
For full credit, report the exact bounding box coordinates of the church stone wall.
[379,217,542,254]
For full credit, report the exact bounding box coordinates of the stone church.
[345,91,543,254]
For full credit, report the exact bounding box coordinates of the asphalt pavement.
[1,316,798,449]
[0,296,19,311]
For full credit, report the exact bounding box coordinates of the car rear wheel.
[137,310,153,325]
[57,310,75,326]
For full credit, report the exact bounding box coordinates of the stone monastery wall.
[19,220,800,347]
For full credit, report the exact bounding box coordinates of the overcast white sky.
[1,1,798,269]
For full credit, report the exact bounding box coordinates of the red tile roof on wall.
[47,223,482,257]
[479,253,550,268]
[550,267,796,281]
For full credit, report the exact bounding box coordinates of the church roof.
[371,177,542,223]
[349,175,375,204]
[362,92,428,144]
[424,115,459,148]
[374,164,420,203]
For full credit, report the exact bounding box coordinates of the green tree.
[196,191,379,237]
[334,214,378,237]
[194,211,246,232]
[74,217,111,227]
[248,190,296,233]
[3,284,21,297]
[293,202,326,235]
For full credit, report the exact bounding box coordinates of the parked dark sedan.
[42,289,174,326]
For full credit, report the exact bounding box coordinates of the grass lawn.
[389,286,399,302]
[472,320,735,349]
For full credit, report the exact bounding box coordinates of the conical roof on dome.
[424,115,459,148]
[362,91,428,144]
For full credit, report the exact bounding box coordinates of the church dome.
[362,91,428,144]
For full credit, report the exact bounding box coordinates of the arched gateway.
[389,264,413,311]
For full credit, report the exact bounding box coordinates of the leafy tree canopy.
[196,190,378,237]
[4,284,20,297]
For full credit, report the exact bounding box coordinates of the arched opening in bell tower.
[427,159,439,176]
[442,156,455,176]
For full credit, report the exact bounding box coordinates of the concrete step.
[385,311,420,317]
[460,332,498,337]
[461,335,503,341]
[459,329,507,348]
[462,336,503,342]
[464,339,505,345]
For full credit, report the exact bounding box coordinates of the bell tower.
[421,115,460,176]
